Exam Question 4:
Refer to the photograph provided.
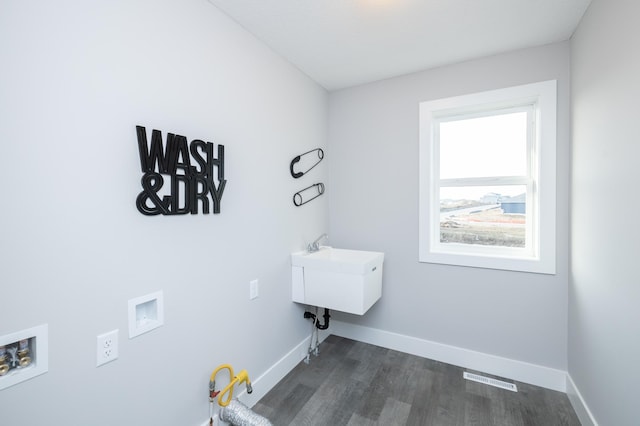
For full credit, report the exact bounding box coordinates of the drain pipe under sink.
[304,308,330,330]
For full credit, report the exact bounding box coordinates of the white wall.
[328,43,571,372]
[570,0,640,424]
[0,1,327,425]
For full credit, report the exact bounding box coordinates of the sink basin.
[291,247,384,315]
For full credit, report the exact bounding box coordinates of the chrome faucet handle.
[308,233,328,252]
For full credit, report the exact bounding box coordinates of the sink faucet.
[308,233,328,253]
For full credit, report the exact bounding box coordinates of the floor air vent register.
[463,372,518,392]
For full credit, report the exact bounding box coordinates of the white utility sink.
[291,247,384,315]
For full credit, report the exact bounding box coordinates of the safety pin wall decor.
[290,148,324,178]
[293,183,324,207]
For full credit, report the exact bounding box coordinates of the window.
[419,81,556,274]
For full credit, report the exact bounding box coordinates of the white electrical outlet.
[96,329,119,366]
[249,279,259,300]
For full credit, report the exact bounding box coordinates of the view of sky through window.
[439,111,528,181]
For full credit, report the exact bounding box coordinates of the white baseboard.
[566,374,598,426]
[198,321,574,426]
[331,320,568,392]
[239,330,330,407]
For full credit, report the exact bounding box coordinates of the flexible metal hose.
[219,399,272,426]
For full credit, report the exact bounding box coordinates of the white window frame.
[418,80,557,274]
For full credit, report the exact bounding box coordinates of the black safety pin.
[293,183,325,207]
[290,148,324,178]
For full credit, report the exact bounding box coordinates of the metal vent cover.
[463,372,518,392]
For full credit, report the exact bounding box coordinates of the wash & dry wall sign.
[135,125,226,216]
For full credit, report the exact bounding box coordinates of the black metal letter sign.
[135,126,226,216]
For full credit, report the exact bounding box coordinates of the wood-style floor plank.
[253,336,580,426]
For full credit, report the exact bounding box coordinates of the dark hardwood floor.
[253,335,580,426]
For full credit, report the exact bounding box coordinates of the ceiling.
[207,0,592,91]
